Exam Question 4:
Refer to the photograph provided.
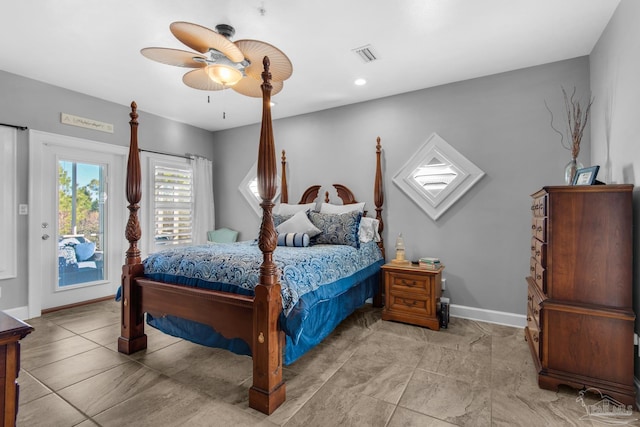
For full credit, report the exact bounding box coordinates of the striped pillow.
[277,233,310,247]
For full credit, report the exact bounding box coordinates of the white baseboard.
[2,305,30,321]
[449,303,526,328]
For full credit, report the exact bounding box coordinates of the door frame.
[28,130,128,318]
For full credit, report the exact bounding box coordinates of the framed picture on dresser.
[572,165,600,185]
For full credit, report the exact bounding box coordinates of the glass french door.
[29,130,126,314]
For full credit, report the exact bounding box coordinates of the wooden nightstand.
[381,263,443,330]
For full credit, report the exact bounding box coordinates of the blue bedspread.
[142,240,384,364]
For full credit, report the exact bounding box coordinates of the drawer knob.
[531,224,536,230]
[533,335,539,343]
[527,316,532,322]
[536,226,542,232]
[536,274,541,280]
[530,266,535,272]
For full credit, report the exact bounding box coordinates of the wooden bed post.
[281,150,288,204]
[118,102,147,354]
[249,57,286,414]
[373,136,385,307]
[374,136,384,258]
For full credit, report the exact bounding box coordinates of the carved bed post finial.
[125,101,142,265]
[250,55,286,414]
[281,149,288,204]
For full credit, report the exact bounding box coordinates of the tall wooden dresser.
[525,185,635,405]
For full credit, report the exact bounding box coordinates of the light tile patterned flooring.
[17,300,640,426]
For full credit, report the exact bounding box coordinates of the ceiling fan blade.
[235,39,293,82]
[232,77,283,98]
[170,21,244,63]
[140,47,206,68]
[182,69,226,91]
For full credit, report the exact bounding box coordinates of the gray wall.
[589,0,640,379]
[212,57,591,317]
[0,56,595,319]
[0,69,215,311]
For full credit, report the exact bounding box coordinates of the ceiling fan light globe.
[205,64,243,86]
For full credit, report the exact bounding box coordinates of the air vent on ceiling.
[352,45,378,63]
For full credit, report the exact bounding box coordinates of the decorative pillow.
[273,213,294,228]
[277,233,310,247]
[59,237,81,247]
[358,217,381,243]
[276,210,321,237]
[309,210,362,248]
[75,241,96,261]
[277,202,317,215]
[59,246,78,270]
[319,202,366,214]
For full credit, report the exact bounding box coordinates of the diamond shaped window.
[393,133,484,220]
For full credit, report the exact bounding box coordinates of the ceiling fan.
[141,21,293,97]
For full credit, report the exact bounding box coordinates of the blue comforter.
[142,240,384,364]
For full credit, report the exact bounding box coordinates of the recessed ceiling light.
[355,78,367,86]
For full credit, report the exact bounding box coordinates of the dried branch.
[544,100,567,150]
[562,86,593,159]
[545,86,593,159]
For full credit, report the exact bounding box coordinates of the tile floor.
[16,300,640,426]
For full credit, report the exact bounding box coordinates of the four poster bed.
[118,57,385,415]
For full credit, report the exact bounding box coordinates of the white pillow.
[277,202,317,215]
[276,210,321,237]
[358,217,381,243]
[320,202,366,214]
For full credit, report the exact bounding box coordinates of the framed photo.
[572,165,600,186]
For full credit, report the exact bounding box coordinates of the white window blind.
[153,163,193,246]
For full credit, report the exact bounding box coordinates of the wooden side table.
[0,312,33,427]
[381,263,443,331]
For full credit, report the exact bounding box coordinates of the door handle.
[42,234,50,240]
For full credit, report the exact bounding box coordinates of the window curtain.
[191,156,215,244]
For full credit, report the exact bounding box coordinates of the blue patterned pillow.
[309,211,362,248]
[277,233,310,247]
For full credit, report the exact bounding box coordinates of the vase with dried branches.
[545,87,594,184]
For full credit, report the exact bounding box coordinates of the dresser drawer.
[531,217,546,242]
[526,309,541,360]
[388,271,430,295]
[532,238,546,267]
[530,257,546,293]
[531,195,547,217]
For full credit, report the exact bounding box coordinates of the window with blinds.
[153,163,193,246]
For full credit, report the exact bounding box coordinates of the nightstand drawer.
[389,294,433,316]
[388,272,429,294]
